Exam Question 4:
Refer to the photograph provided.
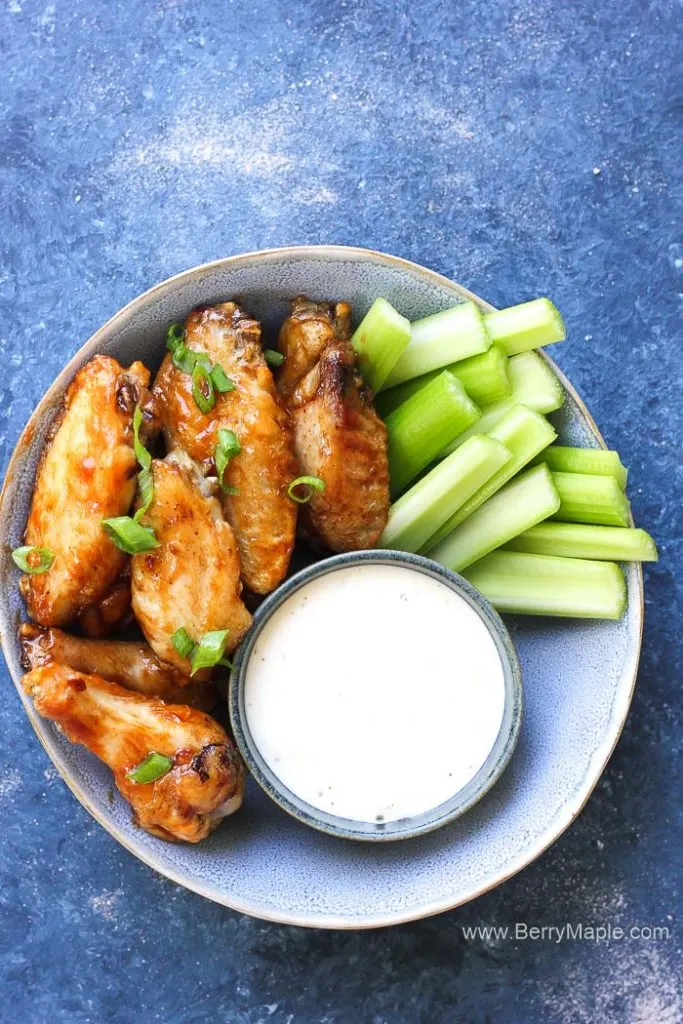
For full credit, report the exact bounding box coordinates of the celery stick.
[382,302,490,390]
[424,405,557,549]
[504,523,658,561]
[443,350,564,453]
[551,472,631,527]
[429,464,560,572]
[484,298,566,356]
[380,435,511,552]
[351,298,411,393]
[463,551,627,620]
[386,371,480,497]
[532,445,628,489]
[375,344,511,417]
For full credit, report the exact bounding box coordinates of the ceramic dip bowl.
[229,550,523,841]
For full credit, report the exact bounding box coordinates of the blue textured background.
[1,1,681,1021]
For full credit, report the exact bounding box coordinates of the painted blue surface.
[0,1,680,1021]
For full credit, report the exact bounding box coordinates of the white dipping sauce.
[245,564,506,823]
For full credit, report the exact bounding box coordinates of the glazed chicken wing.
[23,662,244,842]
[153,302,297,594]
[19,624,214,709]
[79,571,133,637]
[131,450,251,672]
[277,298,390,552]
[21,355,157,627]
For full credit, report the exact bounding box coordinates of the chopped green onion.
[11,545,54,574]
[484,298,566,356]
[132,404,152,471]
[126,752,173,784]
[463,551,627,620]
[210,363,236,393]
[134,465,155,522]
[166,323,185,352]
[192,363,216,414]
[264,348,285,367]
[350,297,411,392]
[101,516,159,554]
[171,627,195,659]
[190,629,230,676]
[172,342,198,375]
[287,475,326,503]
[215,428,242,492]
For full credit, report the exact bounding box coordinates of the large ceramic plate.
[0,246,643,929]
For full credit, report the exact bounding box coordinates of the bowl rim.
[228,549,523,842]
[0,244,644,928]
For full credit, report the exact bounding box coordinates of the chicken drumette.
[23,662,244,842]
[19,624,214,710]
[153,302,297,594]
[277,297,390,552]
[131,450,251,673]
[21,355,157,627]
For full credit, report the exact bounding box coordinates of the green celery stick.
[443,350,564,454]
[463,551,627,620]
[424,404,557,549]
[551,472,631,526]
[504,523,657,561]
[380,435,511,552]
[386,371,480,498]
[351,297,411,393]
[484,298,566,356]
[532,445,628,490]
[382,302,490,390]
[375,344,511,417]
[429,464,560,572]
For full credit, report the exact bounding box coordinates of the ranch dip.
[244,563,506,823]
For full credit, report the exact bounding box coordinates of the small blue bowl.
[229,550,523,842]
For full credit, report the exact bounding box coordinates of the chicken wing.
[131,450,251,673]
[19,624,214,710]
[277,298,390,552]
[79,572,133,637]
[153,302,297,594]
[23,662,244,842]
[21,355,157,627]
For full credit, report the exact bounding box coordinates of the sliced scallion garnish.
[210,364,236,393]
[287,475,326,504]
[126,752,173,784]
[134,465,155,522]
[169,627,232,676]
[190,629,230,676]
[101,516,159,554]
[166,323,185,353]
[132,404,152,471]
[172,342,198,375]
[191,363,216,414]
[11,545,54,574]
[215,428,241,492]
[264,349,285,367]
[171,626,195,660]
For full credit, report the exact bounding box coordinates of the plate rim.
[0,244,644,929]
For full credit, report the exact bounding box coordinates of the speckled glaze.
[230,550,523,841]
[0,246,643,929]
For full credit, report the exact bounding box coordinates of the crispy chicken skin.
[277,296,353,398]
[277,298,390,552]
[19,624,214,710]
[153,302,298,594]
[21,355,157,627]
[131,451,251,672]
[23,663,244,842]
